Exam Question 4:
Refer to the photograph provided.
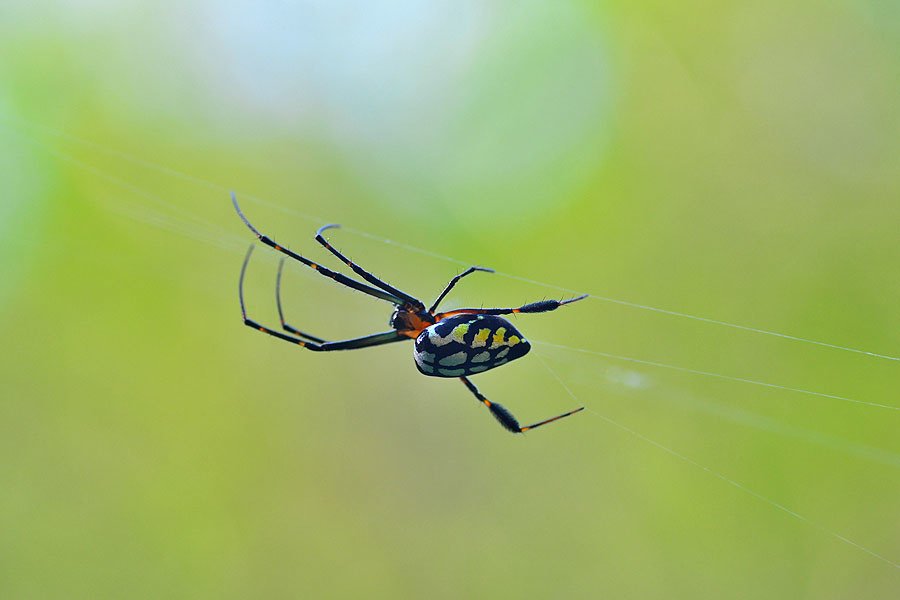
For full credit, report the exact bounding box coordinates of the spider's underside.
[232,193,586,434]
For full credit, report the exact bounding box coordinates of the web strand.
[10,122,895,414]
[13,117,898,570]
[6,116,898,363]
[533,340,899,412]
[535,355,900,570]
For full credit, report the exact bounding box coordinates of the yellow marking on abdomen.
[490,327,507,349]
[472,328,491,348]
[451,323,469,343]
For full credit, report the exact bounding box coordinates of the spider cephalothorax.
[232,193,586,434]
[389,306,435,337]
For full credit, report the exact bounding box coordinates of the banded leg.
[315,224,423,307]
[276,258,326,342]
[240,246,407,352]
[460,376,584,434]
[232,193,405,305]
[428,266,494,313]
[435,294,589,321]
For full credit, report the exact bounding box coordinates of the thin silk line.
[42,138,900,414]
[540,351,900,469]
[337,241,899,363]
[16,127,894,412]
[535,355,900,570]
[16,132,248,251]
[34,137,900,417]
[533,340,899,412]
[9,117,898,362]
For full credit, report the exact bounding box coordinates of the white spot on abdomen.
[471,351,490,363]
[438,351,468,367]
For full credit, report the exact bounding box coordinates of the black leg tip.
[519,299,561,313]
[560,294,589,306]
[230,192,239,211]
[316,223,341,237]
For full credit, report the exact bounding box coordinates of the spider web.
[5,116,899,572]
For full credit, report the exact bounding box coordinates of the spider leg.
[460,377,584,434]
[275,257,326,342]
[240,246,407,351]
[435,294,589,320]
[428,266,494,313]
[232,193,404,305]
[315,224,424,307]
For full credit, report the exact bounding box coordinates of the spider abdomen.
[414,314,531,378]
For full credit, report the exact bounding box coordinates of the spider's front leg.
[429,266,495,313]
[460,377,584,434]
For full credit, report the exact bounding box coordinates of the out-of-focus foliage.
[1,1,898,598]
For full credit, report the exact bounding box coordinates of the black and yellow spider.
[232,194,586,434]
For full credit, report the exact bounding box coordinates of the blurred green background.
[1,1,898,598]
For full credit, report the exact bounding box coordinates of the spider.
[232,193,587,434]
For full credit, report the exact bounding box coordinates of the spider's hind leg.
[239,245,407,352]
[232,193,405,305]
[460,376,584,434]
[275,258,326,343]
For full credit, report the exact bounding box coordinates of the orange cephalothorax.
[390,307,435,338]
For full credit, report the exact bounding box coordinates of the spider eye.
[389,309,400,327]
